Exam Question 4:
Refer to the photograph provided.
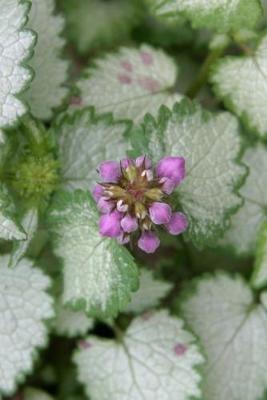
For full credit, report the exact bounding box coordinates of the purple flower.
[99,211,122,238]
[159,177,176,195]
[99,161,121,182]
[156,156,185,187]
[117,199,128,213]
[138,231,160,253]
[94,154,188,253]
[121,158,133,169]
[135,155,152,169]
[92,184,104,201]
[165,212,188,235]
[149,202,172,225]
[121,214,138,233]
[97,197,114,214]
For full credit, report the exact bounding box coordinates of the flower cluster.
[92,155,188,253]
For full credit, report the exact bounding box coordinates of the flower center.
[94,155,188,253]
[103,163,163,218]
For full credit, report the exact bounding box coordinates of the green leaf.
[124,269,173,313]
[9,208,38,268]
[0,185,26,241]
[212,34,267,138]
[48,190,139,318]
[23,388,53,400]
[132,100,246,247]
[54,298,94,338]
[55,108,131,190]
[148,0,262,32]
[73,310,204,400]
[0,0,35,139]
[77,44,182,123]
[221,144,267,255]
[180,273,267,400]
[0,257,54,395]
[58,0,143,55]
[23,0,68,120]
[252,220,267,289]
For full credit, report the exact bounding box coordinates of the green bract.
[9,208,38,268]
[0,185,26,241]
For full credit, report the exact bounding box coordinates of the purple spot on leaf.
[79,340,92,350]
[138,76,160,92]
[140,51,153,65]
[121,60,133,72]
[174,343,187,356]
[118,73,132,85]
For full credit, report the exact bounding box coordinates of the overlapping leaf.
[0,0,35,140]
[124,269,173,313]
[23,0,68,119]
[132,100,246,246]
[55,108,131,190]
[148,0,262,32]
[58,0,142,54]
[181,273,267,400]
[74,310,204,400]
[77,45,182,123]
[221,144,267,255]
[49,190,139,318]
[212,34,267,138]
[0,258,54,395]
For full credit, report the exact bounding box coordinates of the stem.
[113,323,124,342]
[186,47,225,99]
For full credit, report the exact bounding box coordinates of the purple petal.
[92,184,104,201]
[97,197,114,214]
[165,212,188,235]
[149,202,172,225]
[138,231,160,253]
[135,155,152,169]
[99,211,122,238]
[121,214,138,233]
[160,177,176,195]
[99,161,121,183]
[156,156,185,185]
[121,158,133,169]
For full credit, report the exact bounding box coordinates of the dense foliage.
[1,0,267,399]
